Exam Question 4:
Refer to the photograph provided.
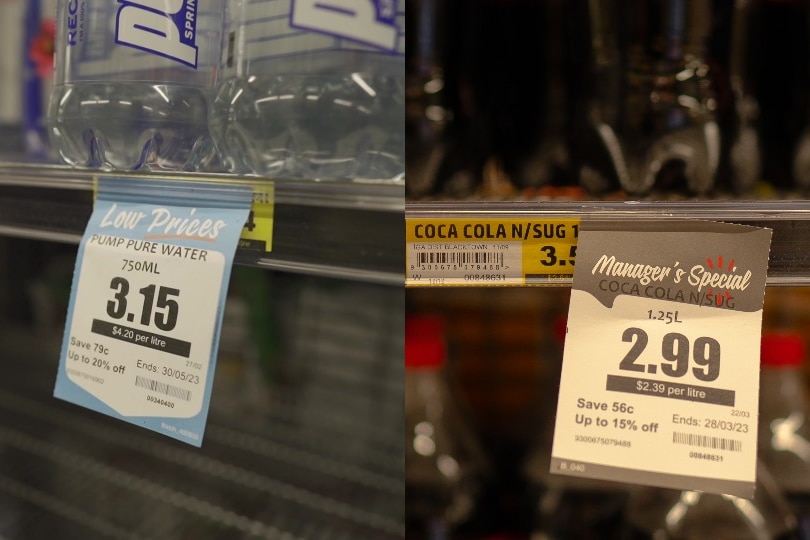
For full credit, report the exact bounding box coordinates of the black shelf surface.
[0,162,405,287]
[0,272,405,540]
[407,198,810,286]
[0,356,403,540]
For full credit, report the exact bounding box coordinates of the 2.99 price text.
[620,327,720,382]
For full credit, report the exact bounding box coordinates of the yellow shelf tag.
[239,185,275,252]
[406,217,581,286]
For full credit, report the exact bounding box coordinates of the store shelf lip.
[0,162,94,190]
[0,161,404,283]
[406,199,810,287]
[406,199,810,220]
[252,258,403,286]
[0,225,82,245]
[0,162,404,211]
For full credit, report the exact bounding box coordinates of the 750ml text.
[122,259,160,274]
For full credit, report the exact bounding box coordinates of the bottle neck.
[761,367,809,413]
[406,368,449,419]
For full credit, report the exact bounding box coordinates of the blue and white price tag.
[54,178,252,447]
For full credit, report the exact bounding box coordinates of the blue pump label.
[114,0,200,68]
[64,0,82,47]
[58,0,222,79]
[290,0,400,52]
[54,178,252,447]
[235,0,405,64]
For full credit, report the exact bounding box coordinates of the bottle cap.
[761,332,806,367]
[406,314,446,369]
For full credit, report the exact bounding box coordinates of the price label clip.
[54,177,253,447]
[406,217,581,286]
[550,220,772,498]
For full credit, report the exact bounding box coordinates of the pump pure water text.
[115,0,199,68]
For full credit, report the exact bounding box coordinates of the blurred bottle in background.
[0,0,25,156]
[406,0,449,197]
[48,0,226,171]
[406,0,810,199]
[0,0,57,161]
[720,0,810,194]
[508,0,574,191]
[527,472,629,540]
[773,0,810,192]
[406,0,476,199]
[620,463,799,539]
[522,314,630,540]
[570,0,721,196]
[721,0,762,195]
[405,313,489,540]
[22,0,56,161]
[759,332,810,538]
[211,0,405,180]
[408,0,486,199]
[458,0,573,197]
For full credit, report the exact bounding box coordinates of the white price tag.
[550,221,772,498]
[54,178,252,447]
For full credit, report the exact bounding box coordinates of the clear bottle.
[726,0,763,194]
[405,313,486,540]
[524,316,630,540]
[620,462,799,540]
[405,0,451,198]
[571,0,721,196]
[0,0,25,156]
[759,332,810,538]
[411,0,484,199]
[475,0,571,191]
[47,0,226,171]
[22,0,57,161]
[211,0,405,180]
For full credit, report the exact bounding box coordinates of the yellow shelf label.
[406,217,581,286]
[239,185,275,252]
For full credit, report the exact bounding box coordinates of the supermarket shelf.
[0,331,403,540]
[407,199,810,286]
[0,161,404,286]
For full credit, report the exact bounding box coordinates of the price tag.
[550,221,772,498]
[239,185,275,251]
[54,178,252,447]
[94,178,275,252]
[406,217,580,286]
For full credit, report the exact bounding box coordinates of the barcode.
[135,375,191,402]
[673,431,742,452]
[416,252,504,265]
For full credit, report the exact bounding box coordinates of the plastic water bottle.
[523,314,630,540]
[405,313,487,540]
[0,0,25,153]
[47,0,226,171]
[23,0,57,161]
[620,463,799,539]
[405,0,451,197]
[759,332,810,539]
[571,0,721,196]
[726,0,810,193]
[210,0,405,180]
